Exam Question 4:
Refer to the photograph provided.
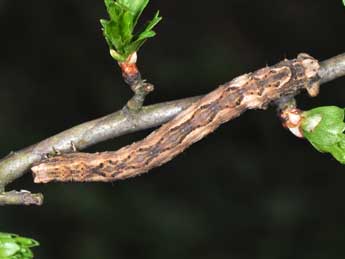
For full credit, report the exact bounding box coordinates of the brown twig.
[32,53,321,183]
[0,52,345,205]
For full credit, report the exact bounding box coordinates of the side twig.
[118,52,154,111]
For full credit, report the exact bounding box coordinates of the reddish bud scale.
[118,52,141,85]
[119,62,141,85]
[280,108,304,138]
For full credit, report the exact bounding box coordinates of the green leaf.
[301,106,345,164]
[0,232,39,259]
[118,0,149,26]
[125,11,162,55]
[140,11,162,33]
[120,11,134,44]
[101,0,162,61]
[0,242,20,257]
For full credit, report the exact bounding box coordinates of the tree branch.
[0,96,200,190]
[1,52,345,205]
[319,53,345,84]
[0,191,43,206]
[31,53,323,183]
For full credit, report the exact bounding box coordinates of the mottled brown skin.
[32,54,320,183]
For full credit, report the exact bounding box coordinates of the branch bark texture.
[319,53,345,84]
[32,53,321,183]
[0,191,43,206]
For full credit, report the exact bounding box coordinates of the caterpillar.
[32,53,320,183]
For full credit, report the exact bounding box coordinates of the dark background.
[1,0,345,258]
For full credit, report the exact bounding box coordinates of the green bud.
[101,0,162,61]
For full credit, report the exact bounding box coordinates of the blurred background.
[0,0,345,258]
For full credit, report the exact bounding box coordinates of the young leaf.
[118,0,149,26]
[100,0,162,62]
[0,232,39,259]
[125,11,162,55]
[301,106,345,164]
